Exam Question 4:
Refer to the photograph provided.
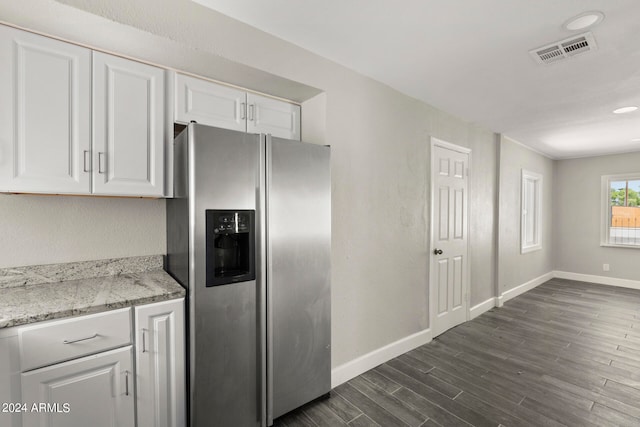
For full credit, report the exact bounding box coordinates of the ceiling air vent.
[529,32,597,65]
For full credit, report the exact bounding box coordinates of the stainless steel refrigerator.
[166,123,331,426]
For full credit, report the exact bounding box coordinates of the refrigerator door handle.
[265,134,274,426]
[259,134,271,427]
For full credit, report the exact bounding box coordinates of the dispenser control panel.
[212,212,250,234]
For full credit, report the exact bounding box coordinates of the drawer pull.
[63,333,99,344]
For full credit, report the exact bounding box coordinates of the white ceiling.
[192,0,640,159]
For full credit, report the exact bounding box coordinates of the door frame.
[429,137,472,336]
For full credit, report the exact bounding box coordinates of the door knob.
[433,249,443,255]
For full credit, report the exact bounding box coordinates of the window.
[601,173,640,247]
[521,169,542,253]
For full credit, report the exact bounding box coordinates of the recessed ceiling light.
[613,106,638,114]
[563,11,605,31]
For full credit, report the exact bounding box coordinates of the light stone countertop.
[0,256,185,329]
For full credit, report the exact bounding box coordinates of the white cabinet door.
[21,346,135,427]
[247,93,301,140]
[175,73,246,132]
[0,25,91,194]
[93,52,165,196]
[135,299,185,427]
[0,329,21,427]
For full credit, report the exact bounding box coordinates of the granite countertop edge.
[1,286,186,329]
[0,256,186,329]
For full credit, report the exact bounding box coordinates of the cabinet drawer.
[18,308,132,371]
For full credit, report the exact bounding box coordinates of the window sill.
[521,245,542,254]
[600,243,640,249]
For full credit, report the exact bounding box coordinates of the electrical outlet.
[603,263,610,272]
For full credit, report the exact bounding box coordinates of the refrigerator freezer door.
[267,136,331,422]
[188,125,263,427]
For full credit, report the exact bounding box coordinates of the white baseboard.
[553,271,640,290]
[497,271,554,307]
[331,328,432,388]
[469,297,496,319]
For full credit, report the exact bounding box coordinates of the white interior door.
[430,138,470,337]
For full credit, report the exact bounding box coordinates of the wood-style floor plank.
[391,387,471,427]
[323,392,363,423]
[349,376,427,427]
[303,400,350,427]
[347,413,380,426]
[540,374,640,419]
[273,279,640,426]
[376,362,496,427]
[334,382,408,427]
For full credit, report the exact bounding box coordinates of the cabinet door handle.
[249,104,255,121]
[98,152,106,174]
[83,150,90,172]
[142,329,147,353]
[125,370,130,396]
[63,333,99,344]
[240,102,246,120]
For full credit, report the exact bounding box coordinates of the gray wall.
[468,133,499,306]
[498,136,554,294]
[0,195,165,268]
[0,0,498,367]
[554,152,640,280]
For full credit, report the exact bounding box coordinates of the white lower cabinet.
[0,329,21,427]
[1,298,185,427]
[135,299,185,427]
[21,346,135,427]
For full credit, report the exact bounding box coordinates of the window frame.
[601,173,640,248]
[521,169,543,254]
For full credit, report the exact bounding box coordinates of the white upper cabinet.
[247,92,301,140]
[175,73,301,140]
[0,25,91,194]
[0,23,304,197]
[93,52,166,196]
[175,73,245,132]
[0,25,166,197]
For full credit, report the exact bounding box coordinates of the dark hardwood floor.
[274,278,640,426]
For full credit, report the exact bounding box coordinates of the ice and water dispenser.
[205,210,256,286]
